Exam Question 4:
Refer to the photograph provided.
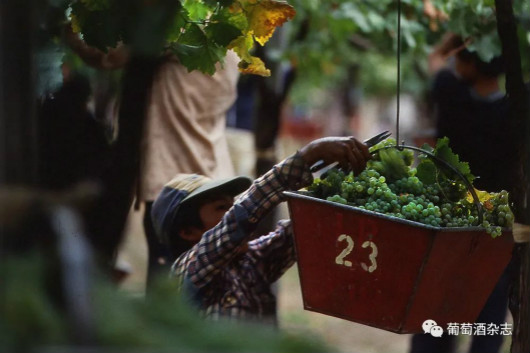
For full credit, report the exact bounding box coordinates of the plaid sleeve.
[171,152,313,290]
[247,219,296,284]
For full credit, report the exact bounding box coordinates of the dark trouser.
[409,259,514,353]
[143,202,172,292]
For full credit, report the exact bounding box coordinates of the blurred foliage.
[0,252,330,352]
[284,0,530,107]
[69,0,295,76]
[35,0,530,101]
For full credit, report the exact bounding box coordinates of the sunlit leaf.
[183,0,210,21]
[246,0,296,46]
[228,32,254,62]
[238,56,271,76]
[213,6,248,30]
[466,188,494,204]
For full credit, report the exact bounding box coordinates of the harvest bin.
[284,191,514,334]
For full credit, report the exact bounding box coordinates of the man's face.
[177,194,234,245]
[198,195,234,231]
[455,56,478,84]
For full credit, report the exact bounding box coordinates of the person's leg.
[143,202,171,291]
[469,260,515,353]
[409,333,456,353]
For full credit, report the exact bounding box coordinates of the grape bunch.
[307,139,514,238]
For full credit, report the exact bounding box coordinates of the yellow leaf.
[228,33,254,62]
[238,56,271,76]
[466,188,494,204]
[247,0,296,46]
[70,14,82,33]
[467,188,497,211]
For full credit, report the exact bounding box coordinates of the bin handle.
[370,145,484,224]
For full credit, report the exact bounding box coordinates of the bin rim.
[283,190,511,234]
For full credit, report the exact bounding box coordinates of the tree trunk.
[0,0,38,186]
[86,56,159,266]
[494,1,530,352]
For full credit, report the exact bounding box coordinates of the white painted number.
[335,235,378,273]
[361,241,378,273]
[335,234,354,267]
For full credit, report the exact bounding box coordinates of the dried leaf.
[238,56,271,76]
[247,0,296,46]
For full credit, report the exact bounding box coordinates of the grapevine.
[307,138,514,238]
[68,0,296,76]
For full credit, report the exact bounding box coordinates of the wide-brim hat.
[151,174,252,246]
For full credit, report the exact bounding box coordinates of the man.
[409,33,517,353]
[65,25,239,288]
[151,136,371,324]
[428,34,517,193]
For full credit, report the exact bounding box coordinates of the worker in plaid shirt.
[151,136,370,323]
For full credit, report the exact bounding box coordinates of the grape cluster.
[308,168,514,238]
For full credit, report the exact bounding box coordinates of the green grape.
[308,159,513,238]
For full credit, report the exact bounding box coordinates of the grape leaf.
[466,188,494,204]
[173,42,226,75]
[71,2,122,51]
[205,23,242,46]
[173,23,226,75]
[416,159,437,185]
[246,0,296,46]
[238,56,271,76]
[434,137,475,184]
[183,0,210,21]
[166,7,190,42]
[228,32,254,62]
[212,6,248,31]
[368,148,409,181]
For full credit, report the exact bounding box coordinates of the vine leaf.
[174,24,226,75]
[466,188,494,205]
[69,0,297,76]
[247,0,296,46]
[238,56,270,76]
[434,137,475,183]
[228,32,254,62]
[416,159,437,185]
[205,23,242,46]
[182,0,210,21]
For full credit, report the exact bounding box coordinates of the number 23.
[334,234,378,273]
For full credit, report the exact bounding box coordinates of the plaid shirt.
[171,153,313,323]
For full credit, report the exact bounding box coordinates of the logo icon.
[423,319,443,337]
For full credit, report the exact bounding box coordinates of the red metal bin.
[285,191,514,334]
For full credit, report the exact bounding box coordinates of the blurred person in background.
[65,25,239,291]
[409,33,517,353]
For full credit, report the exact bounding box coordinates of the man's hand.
[63,23,130,70]
[299,136,371,175]
[428,33,469,75]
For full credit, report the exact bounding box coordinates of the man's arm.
[172,137,371,291]
[247,220,296,284]
[64,24,130,70]
[172,152,311,291]
[428,33,467,76]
